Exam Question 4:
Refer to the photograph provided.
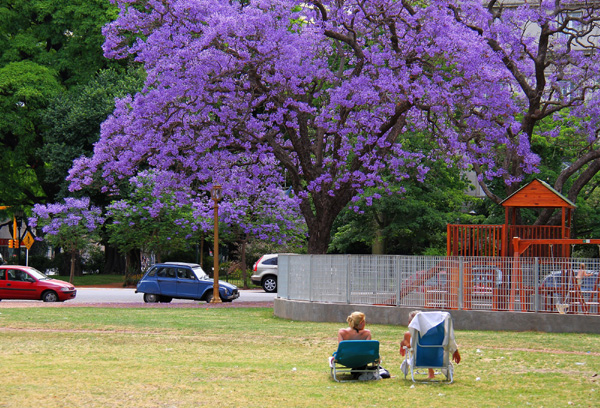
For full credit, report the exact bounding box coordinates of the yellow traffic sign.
[22,232,35,250]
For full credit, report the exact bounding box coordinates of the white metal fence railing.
[278,255,600,315]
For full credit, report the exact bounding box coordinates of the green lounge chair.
[330,340,380,382]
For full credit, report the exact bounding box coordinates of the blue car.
[136,262,240,303]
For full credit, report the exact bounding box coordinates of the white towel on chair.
[408,311,448,334]
[408,311,458,355]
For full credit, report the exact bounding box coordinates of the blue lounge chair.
[330,340,381,382]
[402,311,455,383]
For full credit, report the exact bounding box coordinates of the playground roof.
[500,179,576,209]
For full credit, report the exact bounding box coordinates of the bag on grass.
[378,366,391,379]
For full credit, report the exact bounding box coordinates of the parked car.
[136,262,240,303]
[540,270,599,292]
[0,265,77,302]
[251,254,279,293]
[471,266,504,298]
[420,265,507,308]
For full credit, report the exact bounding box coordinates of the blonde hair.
[346,312,366,330]
[408,310,420,324]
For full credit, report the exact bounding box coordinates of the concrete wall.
[274,298,600,334]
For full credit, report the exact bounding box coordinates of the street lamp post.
[211,184,222,303]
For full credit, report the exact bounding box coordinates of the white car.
[251,254,279,293]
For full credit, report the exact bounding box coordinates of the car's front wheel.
[42,290,59,302]
[143,293,159,303]
[204,292,213,303]
[262,276,277,293]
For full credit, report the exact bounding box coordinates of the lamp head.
[211,184,222,202]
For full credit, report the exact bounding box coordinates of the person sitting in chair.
[400,310,461,379]
[332,311,384,379]
[338,311,371,343]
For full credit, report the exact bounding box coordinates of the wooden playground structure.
[442,179,600,313]
[447,179,577,258]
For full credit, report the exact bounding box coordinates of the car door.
[177,268,200,299]
[5,268,38,299]
[0,268,7,298]
[156,267,178,297]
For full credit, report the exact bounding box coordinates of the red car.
[0,265,77,302]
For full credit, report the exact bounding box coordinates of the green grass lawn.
[51,274,128,286]
[0,306,597,408]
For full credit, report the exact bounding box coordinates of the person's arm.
[399,332,411,356]
[337,329,345,343]
[365,329,372,340]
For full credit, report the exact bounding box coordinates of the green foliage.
[0,0,137,209]
[27,253,61,273]
[41,68,145,200]
[330,152,481,255]
[476,110,600,239]
[123,273,142,287]
[0,61,62,206]
[81,245,104,274]
[106,172,202,259]
[0,0,122,87]
[42,222,98,256]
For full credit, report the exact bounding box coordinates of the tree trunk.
[69,251,76,284]
[306,216,335,254]
[300,185,354,254]
[125,249,142,276]
[200,235,204,267]
[240,233,249,289]
[372,227,385,255]
[372,210,386,255]
[104,245,126,274]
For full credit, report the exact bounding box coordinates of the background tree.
[41,68,145,201]
[39,68,145,274]
[330,154,481,255]
[0,0,121,87]
[448,1,600,226]
[103,168,305,275]
[69,0,517,254]
[0,0,130,209]
[0,61,62,208]
[30,197,104,283]
[106,171,200,263]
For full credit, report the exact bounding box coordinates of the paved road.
[0,288,276,306]
[71,287,276,304]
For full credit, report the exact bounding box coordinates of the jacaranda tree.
[447,1,600,225]
[30,197,104,282]
[105,171,199,264]
[69,0,539,253]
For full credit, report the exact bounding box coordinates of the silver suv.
[251,254,279,292]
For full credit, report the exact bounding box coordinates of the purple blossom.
[65,0,600,253]
[30,198,104,251]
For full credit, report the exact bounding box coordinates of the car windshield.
[25,268,49,280]
[192,266,210,280]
